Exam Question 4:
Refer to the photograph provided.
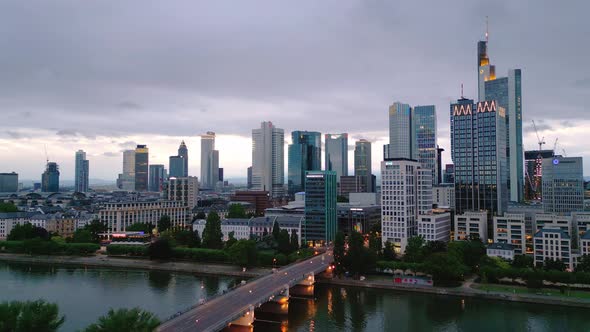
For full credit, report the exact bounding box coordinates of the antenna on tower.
[44,144,49,164]
[485,16,489,42]
[461,83,464,98]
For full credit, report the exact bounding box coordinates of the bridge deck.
[157,251,333,332]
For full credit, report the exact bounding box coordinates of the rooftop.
[487,242,515,251]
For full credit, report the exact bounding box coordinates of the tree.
[126,223,154,234]
[0,202,18,212]
[84,308,160,332]
[0,300,65,332]
[227,240,258,267]
[290,229,299,250]
[84,220,107,243]
[157,215,171,233]
[333,231,345,274]
[147,239,173,260]
[70,229,93,243]
[423,253,467,287]
[423,241,447,256]
[347,231,365,276]
[227,204,247,218]
[576,255,590,273]
[202,212,223,249]
[225,231,237,249]
[403,236,425,263]
[272,222,281,241]
[526,272,544,289]
[277,229,291,254]
[544,258,567,272]
[193,230,202,248]
[194,211,206,220]
[7,224,49,241]
[512,255,534,269]
[368,231,381,256]
[174,229,199,247]
[262,227,268,237]
[382,241,396,261]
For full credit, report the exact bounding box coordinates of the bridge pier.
[297,272,315,286]
[229,305,255,328]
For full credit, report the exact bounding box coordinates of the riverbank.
[0,253,269,278]
[318,275,590,309]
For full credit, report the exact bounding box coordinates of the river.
[0,262,587,332]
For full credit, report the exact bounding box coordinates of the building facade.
[166,176,199,209]
[99,200,189,234]
[432,184,455,209]
[354,139,375,192]
[288,131,321,195]
[454,211,488,241]
[303,171,337,245]
[388,102,416,159]
[418,212,451,243]
[414,105,437,184]
[534,228,572,270]
[148,164,166,192]
[118,150,135,191]
[41,162,60,192]
[200,132,219,190]
[134,145,149,192]
[74,150,89,193]
[493,213,526,255]
[169,156,185,178]
[524,150,554,201]
[325,133,348,183]
[0,173,18,192]
[337,203,381,237]
[542,156,584,215]
[252,122,284,198]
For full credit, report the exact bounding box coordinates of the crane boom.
[531,120,546,151]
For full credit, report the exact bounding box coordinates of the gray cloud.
[117,101,143,110]
[5,131,27,139]
[574,78,590,87]
[102,152,118,157]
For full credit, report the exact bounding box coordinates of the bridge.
[157,250,333,332]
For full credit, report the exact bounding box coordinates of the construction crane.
[553,138,559,154]
[531,120,545,151]
[44,144,49,165]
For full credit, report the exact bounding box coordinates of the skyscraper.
[450,98,508,220]
[414,105,437,184]
[169,156,185,178]
[354,139,374,192]
[325,133,348,183]
[478,37,524,202]
[134,145,149,192]
[542,156,584,215]
[524,149,554,201]
[288,131,321,195]
[74,150,89,192]
[303,170,337,246]
[200,132,219,189]
[252,122,284,198]
[41,162,60,192]
[0,172,18,192]
[118,150,135,191]
[436,146,444,185]
[388,102,417,159]
[149,164,165,192]
[178,140,188,177]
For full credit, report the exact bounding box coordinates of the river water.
[0,262,587,332]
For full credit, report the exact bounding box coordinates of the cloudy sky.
[1,0,588,182]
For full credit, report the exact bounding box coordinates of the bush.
[0,299,65,332]
[0,240,99,256]
[172,247,229,263]
[106,245,148,256]
[62,243,100,255]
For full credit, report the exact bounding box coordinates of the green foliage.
[0,202,18,212]
[227,240,258,267]
[423,253,467,287]
[70,229,93,243]
[84,308,160,332]
[50,236,65,245]
[544,258,567,272]
[526,271,544,289]
[227,204,247,218]
[83,220,107,243]
[576,255,590,273]
[376,260,424,272]
[148,239,173,260]
[403,236,425,263]
[257,250,288,266]
[336,195,349,203]
[61,243,100,255]
[125,223,154,234]
[7,223,49,241]
[202,212,223,249]
[171,229,200,248]
[448,239,486,271]
[0,299,65,332]
[0,240,98,256]
[333,231,345,274]
[382,241,396,261]
[290,229,299,250]
[512,255,534,269]
[172,247,229,263]
[106,245,148,256]
[193,230,202,248]
[225,231,237,249]
[277,229,291,254]
[272,222,281,242]
[423,241,447,256]
[157,215,171,233]
[368,231,381,256]
[345,231,376,277]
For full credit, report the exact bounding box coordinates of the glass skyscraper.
[74,150,89,192]
[252,122,284,198]
[201,132,219,189]
[288,131,321,195]
[542,156,584,215]
[134,145,149,192]
[41,162,60,192]
[149,164,165,192]
[414,105,437,185]
[303,171,337,245]
[388,102,416,160]
[325,133,348,183]
[169,155,185,178]
[354,139,374,192]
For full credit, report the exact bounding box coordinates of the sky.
[1,0,589,182]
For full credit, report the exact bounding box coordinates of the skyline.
[1,1,589,181]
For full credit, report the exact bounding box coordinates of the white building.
[534,228,573,270]
[454,211,488,241]
[167,176,199,209]
[493,213,526,255]
[534,214,571,236]
[581,232,590,257]
[200,132,219,190]
[192,216,302,245]
[432,185,455,209]
[487,242,516,261]
[381,158,432,254]
[120,150,135,191]
[192,218,251,241]
[0,212,30,240]
[417,212,451,243]
[99,200,189,234]
[251,122,284,198]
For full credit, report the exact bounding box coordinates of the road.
[157,251,333,332]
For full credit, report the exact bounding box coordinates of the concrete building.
[230,191,271,216]
[148,165,166,192]
[339,175,376,198]
[0,173,18,192]
[252,122,284,198]
[388,102,416,159]
[134,145,149,192]
[432,184,455,209]
[177,140,188,177]
[192,218,251,241]
[0,212,30,240]
[169,155,185,178]
[288,131,321,195]
[542,156,584,215]
[443,164,454,184]
[303,171,337,246]
[99,200,189,234]
[118,150,135,191]
[534,214,572,236]
[325,134,348,183]
[381,158,432,254]
[418,212,451,243]
[41,162,60,192]
[534,228,572,270]
[74,150,89,193]
[201,132,220,190]
[524,150,554,201]
[454,211,488,241]
[414,105,437,185]
[493,213,526,255]
[166,176,199,209]
[487,242,516,261]
[581,231,590,257]
[337,203,381,237]
[354,139,375,192]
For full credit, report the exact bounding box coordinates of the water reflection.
[148,271,173,291]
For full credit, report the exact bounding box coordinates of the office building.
[148,164,165,192]
[247,167,253,189]
[534,228,572,270]
[381,158,432,254]
[252,122,284,198]
[169,156,185,178]
[218,168,224,182]
[337,203,381,237]
[99,200,189,234]
[451,98,508,218]
[230,191,271,216]
[524,150,555,201]
[303,171,337,245]
[432,184,455,209]
[493,213,526,255]
[414,105,437,184]
[454,211,488,241]
[418,212,451,243]
[134,145,149,192]
[166,176,199,209]
[478,37,524,202]
[542,156,584,215]
[288,131,321,195]
[354,139,375,192]
[178,140,188,177]
[436,146,444,184]
[534,214,572,236]
[443,164,454,184]
[325,133,348,183]
[41,162,60,192]
[339,175,376,198]
[118,150,135,191]
[74,150,89,193]
[0,173,18,192]
[200,132,219,190]
[388,102,416,159]
[581,231,590,257]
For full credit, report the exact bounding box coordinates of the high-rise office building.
[149,164,165,192]
[450,98,508,220]
[354,139,374,192]
[436,146,444,185]
[478,37,524,202]
[443,164,455,184]
[74,150,89,192]
[200,132,219,189]
[178,140,188,177]
[325,133,348,183]
[0,173,18,192]
[542,156,584,215]
[303,171,337,246]
[288,131,321,195]
[252,122,284,198]
[166,176,199,208]
[41,162,60,192]
[134,145,149,192]
[381,158,432,254]
[218,168,224,182]
[117,150,135,191]
[524,150,554,201]
[247,166,253,189]
[169,156,185,178]
[414,105,437,184]
[388,102,416,159]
